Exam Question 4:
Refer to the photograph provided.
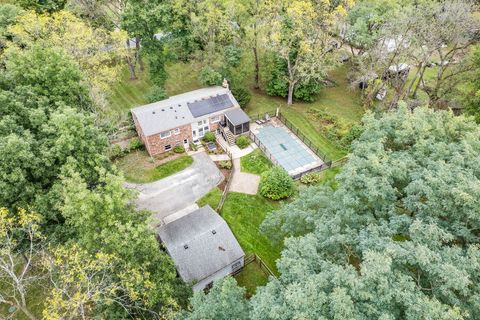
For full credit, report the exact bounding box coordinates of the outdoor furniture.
[207,142,217,151]
[255,120,262,125]
[265,113,271,122]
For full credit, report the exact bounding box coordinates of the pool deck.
[250,118,324,177]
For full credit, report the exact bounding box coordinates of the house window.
[174,128,180,135]
[198,127,204,137]
[232,261,242,273]
[164,144,172,151]
[197,121,203,126]
[183,139,188,144]
[211,115,220,123]
[160,130,171,139]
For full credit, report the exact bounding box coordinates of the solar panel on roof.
[187,94,233,117]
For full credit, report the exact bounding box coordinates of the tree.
[259,167,294,200]
[184,106,480,319]
[6,10,128,111]
[181,277,249,320]
[342,0,400,56]
[465,46,480,122]
[0,46,109,225]
[122,0,168,86]
[16,0,66,13]
[0,208,45,320]
[265,0,351,104]
[43,244,166,319]
[59,170,183,315]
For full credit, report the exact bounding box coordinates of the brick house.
[131,86,251,156]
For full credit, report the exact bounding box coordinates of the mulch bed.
[215,163,232,191]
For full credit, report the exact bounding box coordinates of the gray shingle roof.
[224,108,251,126]
[131,87,238,136]
[157,205,244,284]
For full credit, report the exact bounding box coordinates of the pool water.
[256,126,317,172]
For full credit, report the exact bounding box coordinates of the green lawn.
[221,192,281,274]
[240,149,273,175]
[234,262,269,298]
[196,187,223,209]
[115,152,193,183]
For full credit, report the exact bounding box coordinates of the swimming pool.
[255,126,319,173]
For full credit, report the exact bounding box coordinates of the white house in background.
[157,205,245,291]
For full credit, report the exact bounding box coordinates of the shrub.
[145,86,168,103]
[235,135,250,149]
[128,137,143,151]
[231,86,251,109]
[199,66,223,86]
[259,167,294,200]
[173,145,185,153]
[300,172,322,185]
[218,160,232,170]
[203,131,216,142]
[108,144,124,160]
[224,45,242,68]
[189,142,198,151]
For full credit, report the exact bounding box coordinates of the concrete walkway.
[209,154,230,161]
[125,152,223,224]
[229,155,260,195]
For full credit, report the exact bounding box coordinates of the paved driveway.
[125,152,223,223]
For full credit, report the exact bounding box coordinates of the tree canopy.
[185,106,480,319]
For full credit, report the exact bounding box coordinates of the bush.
[145,86,168,103]
[199,66,223,86]
[224,45,242,68]
[231,86,251,109]
[108,144,124,160]
[218,160,232,170]
[173,145,185,153]
[203,131,216,142]
[300,172,322,185]
[235,135,250,149]
[189,142,198,151]
[259,167,294,200]
[128,137,144,151]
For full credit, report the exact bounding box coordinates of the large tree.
[0,46,109,225]
[6,10,128,111]
[265,0,351,104]
[184,106,480,319]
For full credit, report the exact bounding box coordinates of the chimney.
[222,78,229,90]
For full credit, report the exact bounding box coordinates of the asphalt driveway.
[125,152,223,223]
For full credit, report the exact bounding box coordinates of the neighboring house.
[157,205,245,291]
[131,86,251,156]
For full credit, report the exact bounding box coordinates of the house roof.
[224,108,251,126]
[157,205,245,284]
[187,93,234,118]
[131,87,239,136]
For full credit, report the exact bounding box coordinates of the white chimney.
[222,78,229,90]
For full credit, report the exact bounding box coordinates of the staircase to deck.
[221,127,236,145]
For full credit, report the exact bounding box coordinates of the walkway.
[229,157,260,195]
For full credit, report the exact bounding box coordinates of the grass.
[234,262,269,297]
[245,65,363,160]
[196,187,223,209]
[240,149,273,175]
[221,192,281,274]
[116,152,193,183]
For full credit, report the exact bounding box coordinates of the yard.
[234,261,269,297]
[220,192,282,274]
[107,61,364,161]
[115,151,193,183]
[240,149,273,175]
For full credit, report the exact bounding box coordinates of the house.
[157,205,245,291]
[131,86,251,156]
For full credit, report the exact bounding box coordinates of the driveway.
[125,152,223,223]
